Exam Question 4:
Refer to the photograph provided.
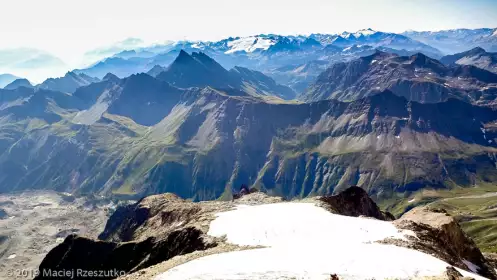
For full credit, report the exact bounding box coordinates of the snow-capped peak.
[340,28,377,39]
[225,36,276,54]
[354,28,377,37]
[492,28,497,37]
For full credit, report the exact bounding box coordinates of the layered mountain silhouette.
[303,51,497,104]
[4,78,34,90]
[404,28,497,54]
[37,72,100,93]
[0,74,20,88]
[73,30,445,90]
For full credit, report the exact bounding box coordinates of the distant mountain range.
[2,27,496,87]
[2,72,101,94]
[441,47,497,74]
[37,72,100,93]
[72,29,449,94]
[303,51,497,105]
[403,28,497,54]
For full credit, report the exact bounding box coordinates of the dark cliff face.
[35,228,209,280]
[319,186,394,220]
[303,52,497,105]
[35,193,222,280]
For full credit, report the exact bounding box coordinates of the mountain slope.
[441,47,497,74]
[303,51,497,104]
[229,66,297,99]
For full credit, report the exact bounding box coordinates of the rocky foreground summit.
[35,187,497,280]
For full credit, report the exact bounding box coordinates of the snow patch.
[408,198,416,203]
[156,203,484,280]
[7,254,16,260]
[208,203,409,247]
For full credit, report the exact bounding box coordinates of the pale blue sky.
[0,0,496,66]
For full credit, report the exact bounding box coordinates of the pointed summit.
[173,50,196,64]
[103,73,120,82]
[467,47,486,55]
[157,51,235,89]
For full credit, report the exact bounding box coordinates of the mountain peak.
[4,78,33,90]
[468,46,487,55]
[147,65,167,77]
[173,50,195,64]
[103,73,119,81]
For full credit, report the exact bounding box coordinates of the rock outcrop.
[34,192,281,279]
[318,186,395,221]
[36,228,210,280]
[393,207,497,279]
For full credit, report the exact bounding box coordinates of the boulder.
[394,206,496,279]
[318,186,394,221]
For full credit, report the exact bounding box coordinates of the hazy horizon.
[1,0,497,82]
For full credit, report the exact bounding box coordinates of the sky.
[0,0,496,80]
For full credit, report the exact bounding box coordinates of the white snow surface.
[156,203,487,280]
[225,36,275,54]
[354,28,377,37]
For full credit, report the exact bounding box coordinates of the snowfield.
[226,36,275,54]
[155,203,487,280]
